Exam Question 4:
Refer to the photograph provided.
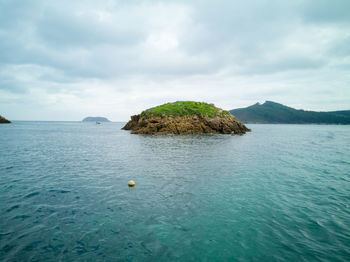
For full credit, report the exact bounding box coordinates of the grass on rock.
[140,101,230,118]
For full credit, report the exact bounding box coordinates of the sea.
[0,121,349,261]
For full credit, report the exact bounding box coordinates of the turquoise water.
[0,122,349,261]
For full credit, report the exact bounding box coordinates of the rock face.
[0,115,11,124]
[122,102,250,135]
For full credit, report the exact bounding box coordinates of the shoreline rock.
[0,115,11,124]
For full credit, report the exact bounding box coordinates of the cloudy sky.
[1,0,349,121]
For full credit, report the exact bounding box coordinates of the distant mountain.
[230,101,350,124]
[0,115,11,124]
[82,117,111,122]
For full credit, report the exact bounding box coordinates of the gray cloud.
[301,0,350,23]
[0,0,349,120]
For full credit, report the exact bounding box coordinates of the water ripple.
[0,122,349,261]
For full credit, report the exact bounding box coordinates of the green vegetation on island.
[0,115,11,124]
[141,101,230,118]
[123,101,250,135]
[230,101,350,124]
[82,117,111,122]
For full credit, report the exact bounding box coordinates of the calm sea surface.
[0,121,349,261]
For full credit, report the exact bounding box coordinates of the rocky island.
[82,117,111,122]
[0,115,11,124]
[122,101,250,135]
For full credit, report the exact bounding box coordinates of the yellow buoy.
[128,180,135,187]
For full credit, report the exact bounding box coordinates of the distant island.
[122,101,250,135]
[230,101,350,124]
[82,117,111,122]
[0,115,11,124]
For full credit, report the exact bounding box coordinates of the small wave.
[12,215,30,220]
[6,204,20,212]
[1,244,15,253]
[24,192,40,198]
[0,231,13,241]
[23,240,42,252]
[49,189,71,194]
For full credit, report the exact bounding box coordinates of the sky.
[0,0,349,121]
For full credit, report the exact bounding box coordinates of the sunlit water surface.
[0,122,349,261]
